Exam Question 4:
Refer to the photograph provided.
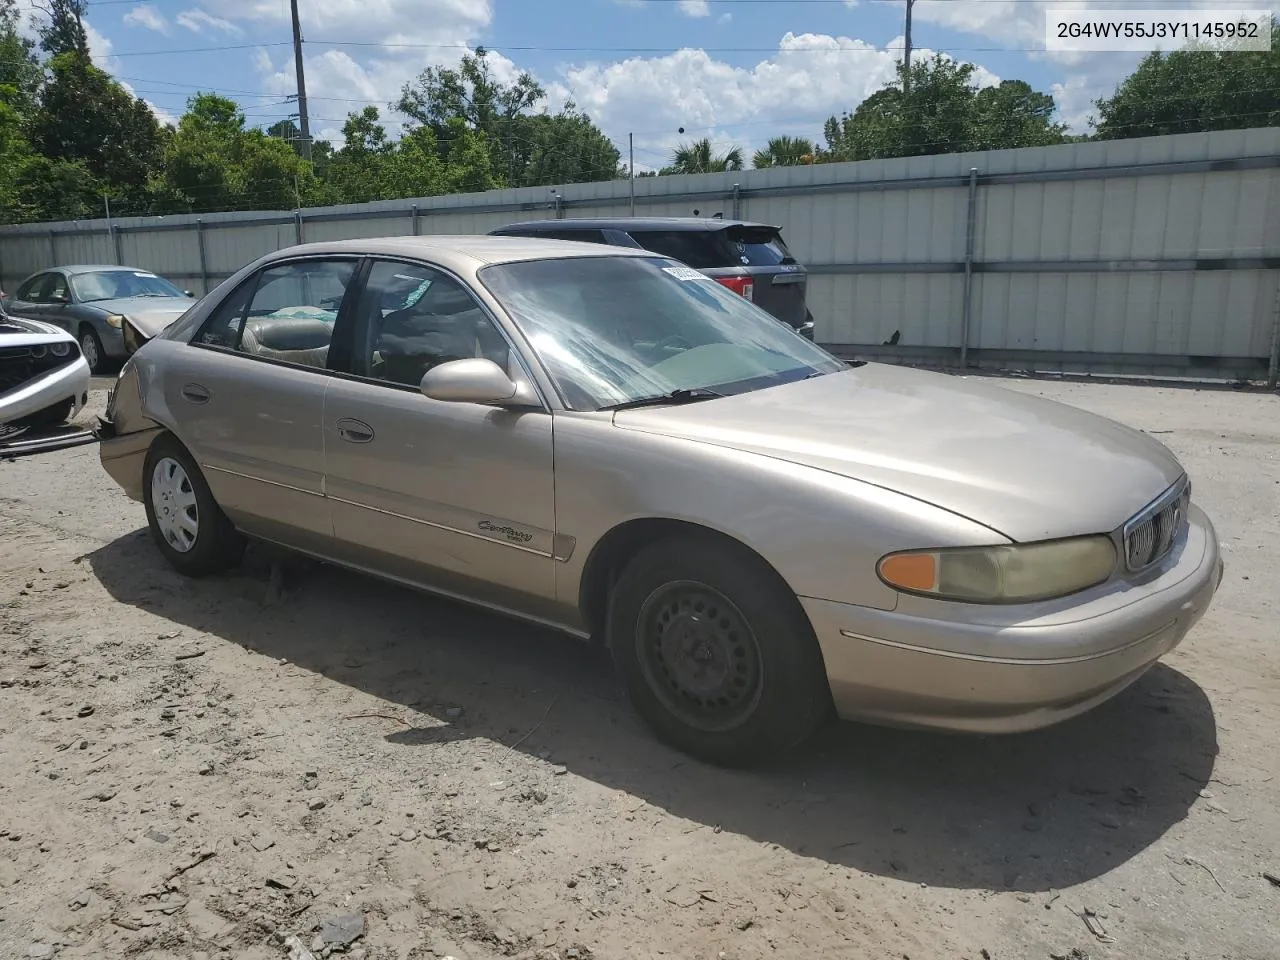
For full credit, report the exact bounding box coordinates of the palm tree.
[668,138,744,174]
[752,136,816,169]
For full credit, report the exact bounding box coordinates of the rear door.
[162,256,361,550]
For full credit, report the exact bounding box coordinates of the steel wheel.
[634,579,764,733]
[151,456,199,553]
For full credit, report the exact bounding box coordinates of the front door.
[162,256,360,550]
[322,258,558,617]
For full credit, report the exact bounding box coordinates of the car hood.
[611,363,1184,542]
[90,297,193,337]
[0,313,74,343]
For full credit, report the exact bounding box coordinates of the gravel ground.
[0,376,1277,960]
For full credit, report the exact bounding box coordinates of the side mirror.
[420,358,518,405]
[50,292,68,304]
[184,290,194,298]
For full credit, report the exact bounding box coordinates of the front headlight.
[105,313,125,329]
[50,341,70,357]
[877,536,1117,604]
[122,316,144,354]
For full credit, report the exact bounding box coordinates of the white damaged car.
[0,306,91,429]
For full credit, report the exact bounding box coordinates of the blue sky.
[43,0,1275,170]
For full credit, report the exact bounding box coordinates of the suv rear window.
[626,226,796,269]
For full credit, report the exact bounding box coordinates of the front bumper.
[0,355,91,424]
[803,506,1223,734]
[98,417,160,502]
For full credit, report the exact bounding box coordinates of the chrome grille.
[1122,478,1190,572]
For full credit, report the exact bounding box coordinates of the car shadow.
[86,533,1218,894]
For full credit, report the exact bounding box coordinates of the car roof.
[267,235,658,270]
[492,217,778,233]
[54,265,151,274]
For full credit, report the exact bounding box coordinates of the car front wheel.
[79,326,106,374]
[143,435,245,576]
[607,534,833,767]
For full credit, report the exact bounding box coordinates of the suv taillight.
[716,276,754,301]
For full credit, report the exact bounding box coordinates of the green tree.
[668,137,744,174]
[752,135,816,168]
[31,53,164,212]
[10,155,103,222]
[35,0,88,59]
[1,0,41,119]
[1093,21,1280,139]
[395,47,619,189]
[971,80,1067,150]
[157,93,316,212]
[822,55,1066,161]
[0,0,41,219]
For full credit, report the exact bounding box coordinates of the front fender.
[553,415,1011,616]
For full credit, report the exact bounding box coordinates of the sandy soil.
[1,378,1277,960]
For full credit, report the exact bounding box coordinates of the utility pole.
[903,0,915,93]
[629,133,636,217]
[289,0,312,162]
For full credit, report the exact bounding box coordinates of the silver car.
[96,237,1224,766]
[3,265,195,374]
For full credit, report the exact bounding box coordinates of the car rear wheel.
[143,435,245,576]
[607,534,833,767]
[79,326,106,374]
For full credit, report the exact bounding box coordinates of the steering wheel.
[656,334,691,352]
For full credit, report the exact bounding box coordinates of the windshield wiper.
[600,387,725,412]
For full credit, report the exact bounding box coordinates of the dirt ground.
[1,376,1277,960]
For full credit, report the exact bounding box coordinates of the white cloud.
[123,4,169,34]
[909,0,1274,134]
[243,0,496,143]
[677,0,710,17]
[176,9,243,36]
[558,32,1000,168]
[84,21,115,69]
[718,13,731,25]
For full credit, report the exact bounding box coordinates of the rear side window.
[625,230,735,269]
[627,227,797,269]
[16,275,46,301]
[499,227,610,244]
[544,230,610,244]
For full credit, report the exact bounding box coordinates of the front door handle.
[180,383,210,404]
[336,418,374,443]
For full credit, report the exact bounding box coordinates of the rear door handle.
[181,383,210,404]
[335,418,374,443]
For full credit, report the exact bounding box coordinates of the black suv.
[489,217,815,339]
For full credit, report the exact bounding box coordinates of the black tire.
[79,326,106,374]
[142,434,245,577]
[607,534,833,767]
[13,396,74,428]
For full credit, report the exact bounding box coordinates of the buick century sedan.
[96,237,1223,766]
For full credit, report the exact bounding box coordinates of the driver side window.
[46,273,69,302]
[353,260,511,388]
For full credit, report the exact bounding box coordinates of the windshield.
[72,269,186,303]
[478,255,844,412]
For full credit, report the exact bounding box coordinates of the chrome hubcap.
[151,457,199,553]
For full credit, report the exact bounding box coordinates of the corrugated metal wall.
[3,128,1278,380]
